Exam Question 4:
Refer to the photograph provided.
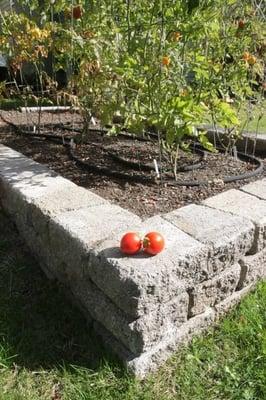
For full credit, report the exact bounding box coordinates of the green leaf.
[199,132,216,152]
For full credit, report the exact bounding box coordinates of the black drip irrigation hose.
[68,144,264,186]
[3,116,204,174]
[67,146,154,184]
[0,114,264,186]
[58,123,206,173]
[59,123,157,142]
[106,148,205,173]
[168,145,264,187]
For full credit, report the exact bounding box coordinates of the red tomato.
[120,232,142,255]
[73,5,82,19]
[143,232,165,256]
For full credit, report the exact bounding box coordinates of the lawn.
[0,207,265,400]
[239,101,266,134]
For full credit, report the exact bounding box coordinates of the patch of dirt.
[0,110,265,218]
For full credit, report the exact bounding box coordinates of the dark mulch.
[0,110,265,218]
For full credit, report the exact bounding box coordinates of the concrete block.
[0,145,70,201]
[1,184,107,267]
[241,178,266,201]
[48,204,141,282]
[214,285,255,318]
[25,185,107,260]
[238,248,266,289]
[188,264,241,317]
[0,144,106,225]
[206,127,266,156]
[96,282,256,377]
[94,307,215,378]
[1,144,264,377]
[163,204,254,275]
[72,277,189,355]
[203,189,266,253]
[0,144,108,279]
[89,216,209,318]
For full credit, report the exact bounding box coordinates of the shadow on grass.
[0,209,126,377]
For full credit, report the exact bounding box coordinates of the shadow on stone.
[100,246,153,260]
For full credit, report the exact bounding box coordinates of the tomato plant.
[120,232,142,255]
[143,232,165,256]
[0,0,265,169]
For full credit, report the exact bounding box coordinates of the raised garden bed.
[0,141,265,377]
[0,110,265,218]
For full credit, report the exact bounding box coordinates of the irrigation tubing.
[18,121,206,173]
[0,113,264,186]
[60,123,157,142]
[2,115,204,173]
[67,146,153,184]
[7,124,207,175]
[106,149,205,173]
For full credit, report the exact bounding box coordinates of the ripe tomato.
[120,232,142,255]
[162,56,170,67]
[143,232,165,256]
[73,5,82,19]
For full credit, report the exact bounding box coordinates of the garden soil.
[0,110,265,218]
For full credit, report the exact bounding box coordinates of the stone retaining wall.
[0,144,265,377]
[204,126,266,156]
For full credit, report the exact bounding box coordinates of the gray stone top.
[89,215,209,317]
[163,204,255,274]
[203,189,266,227]
[163,203,254,253]
[241,178,266,201]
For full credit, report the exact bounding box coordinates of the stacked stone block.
[0,144,265,377]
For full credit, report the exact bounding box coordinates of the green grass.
[0,98,28,110]
[0,97,67,111]
[0,208,265,400]
[239,101,266,134]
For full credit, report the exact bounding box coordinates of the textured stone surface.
[94,308,216,378]
[0,144,109,279]
[238,249,266,289]
[241,178,266,201]
[0,145,71,201]
[89,216,208,317]
[203,189,266,253]
[206,127,266,156]
[0,144,107,242]
[214,285,255,319]
[72,277,189,355]
[1,144,265,377]
[163,204,254,275]
[188,264,241,317]
[48,204,141,282]
[96,281,257,377]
